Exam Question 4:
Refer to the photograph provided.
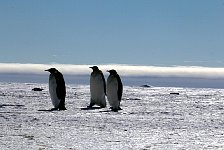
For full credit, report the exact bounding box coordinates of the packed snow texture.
[0,82,224,150]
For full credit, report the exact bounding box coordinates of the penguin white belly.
[107,77,120,109]
[90,75,106,106]
[49,75,60,108]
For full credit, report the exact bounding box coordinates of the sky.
[0,0,224,67]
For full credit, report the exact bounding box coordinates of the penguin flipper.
[54,72,66,111]
[100,72,106,95]
[116,75,123,101]
[55,72,66,100]
[56,85,66,101]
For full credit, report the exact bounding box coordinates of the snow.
[1,82,224,149]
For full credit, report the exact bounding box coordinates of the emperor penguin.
[106,69,123,111]
[88,66,106,108]
[45,68,66,110]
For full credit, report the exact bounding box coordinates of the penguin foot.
[51,108,59,111]
[86,105,94,110]
[110,107,122,112]
[87,105,92,108]
[51,107,66,111]
[87,103,95,108]
[58,103,67,110]
[100,105,106,108]
[83,106,102,110]
[111,109,118,112]
[59,107,67,110]
[110,107,118,112]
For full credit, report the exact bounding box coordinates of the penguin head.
[107,69,117,75]
[45,68,58,74]
[89,66,99,71]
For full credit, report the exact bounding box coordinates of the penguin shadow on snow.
[38,109,52,112]
[81,106,103,110]
[38,108,67,112]
[99,107,123,113]
[80,106,122,112]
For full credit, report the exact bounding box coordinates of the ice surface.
[0,82,224,150]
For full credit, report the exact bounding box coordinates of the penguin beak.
[45,69,49,72]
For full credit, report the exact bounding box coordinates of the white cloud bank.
[0,63,224,79]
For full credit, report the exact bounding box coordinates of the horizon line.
[0,63,224,79]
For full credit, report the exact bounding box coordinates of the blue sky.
[0,0,224,67]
